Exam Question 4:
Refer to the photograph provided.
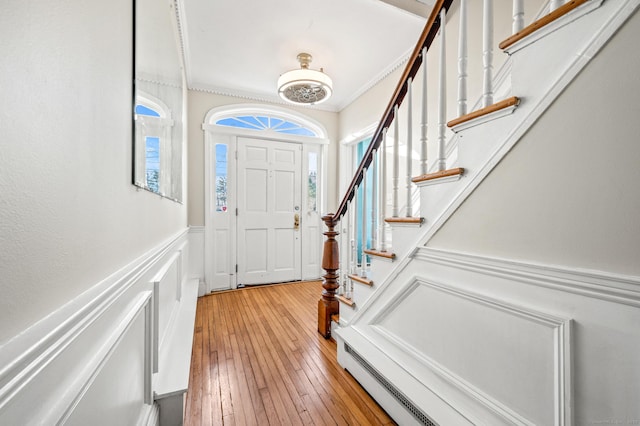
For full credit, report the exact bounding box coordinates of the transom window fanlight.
[277,53,333,106]
[215,115,317,137]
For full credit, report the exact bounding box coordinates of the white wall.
[338,66,403,144]
[0,0,187,344]
[0,0,192,423]
[428,8,640,276]
[187,90,339,224]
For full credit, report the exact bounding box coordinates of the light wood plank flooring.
[185,280,395,425]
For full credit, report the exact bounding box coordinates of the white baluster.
[343,201,351,294]
[437,9,447,171]
[458,0,468,117]
[371,148,378,250]
[550,0,564,12]
[392,105,400,217]
[406,77,413,217]
[482,0,494,108]
[350,235,356,277]
[350,200,356,278]
[420,47,428,175]
[349,275,354,300]
[360,174,367,277]
[380,128,388,252]
[513,0,525,34]
[338,215,342,295]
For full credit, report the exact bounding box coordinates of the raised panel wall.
[0,230,193,425]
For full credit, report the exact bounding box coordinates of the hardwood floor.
[185,280,396,425]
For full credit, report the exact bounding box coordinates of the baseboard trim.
[138,402,160,426]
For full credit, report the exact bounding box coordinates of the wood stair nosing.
[348,274,374,286]
[446,97,520,129]
[337,294,355,307]
[363,248,396,260]
[384,217,424,225]
[412,167,465,184]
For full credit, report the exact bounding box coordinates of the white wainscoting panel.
[215,229,231,275]
[153,252,180,353]
[302,222,321,280]
[0,229,194,425]
[63,293,152,425]
[188,226,205,295]
[338,245,640,425]
[373,278,571,426]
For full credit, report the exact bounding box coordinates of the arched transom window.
[134,93,174,195]
[205,104,328,141]
[216,115,317,137]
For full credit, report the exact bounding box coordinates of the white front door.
[236,137,302,285]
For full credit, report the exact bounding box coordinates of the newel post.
[318,213,340,338]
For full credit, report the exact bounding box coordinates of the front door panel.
[237,137,302,285]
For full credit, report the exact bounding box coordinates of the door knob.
[294,213,300,230]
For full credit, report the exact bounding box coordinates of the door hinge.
[235,264,238,273]
[235,150,238,160]
[236,208,238,216]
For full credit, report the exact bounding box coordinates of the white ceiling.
[178,0,431,112]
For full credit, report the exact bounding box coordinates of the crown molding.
[173,0,192,87]
[187,83,341,113]
[336,49,413,112]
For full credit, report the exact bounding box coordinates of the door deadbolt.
[294,213,300,230]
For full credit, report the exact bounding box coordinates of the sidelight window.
[215,144,228,212]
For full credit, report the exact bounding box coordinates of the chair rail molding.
[414,247,640,307]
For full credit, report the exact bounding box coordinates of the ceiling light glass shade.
[277,53,333,105]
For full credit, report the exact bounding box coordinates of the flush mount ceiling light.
[277,53,333,105]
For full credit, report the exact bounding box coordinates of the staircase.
[319,0,640,424]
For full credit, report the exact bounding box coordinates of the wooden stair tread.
[384,217,424,225]
[447,97,520,128]
[331,314,340,323]
[337,295,355,307]
[499,0,589,50]
[348,274,374,286]
[363,249,396,260]
[412,168,464,184]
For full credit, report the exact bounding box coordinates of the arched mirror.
[133,0,184,202]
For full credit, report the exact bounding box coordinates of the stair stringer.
[335,0,640,424]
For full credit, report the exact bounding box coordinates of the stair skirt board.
[345,343,438,426]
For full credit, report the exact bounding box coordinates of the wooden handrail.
[328,0,454,226]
